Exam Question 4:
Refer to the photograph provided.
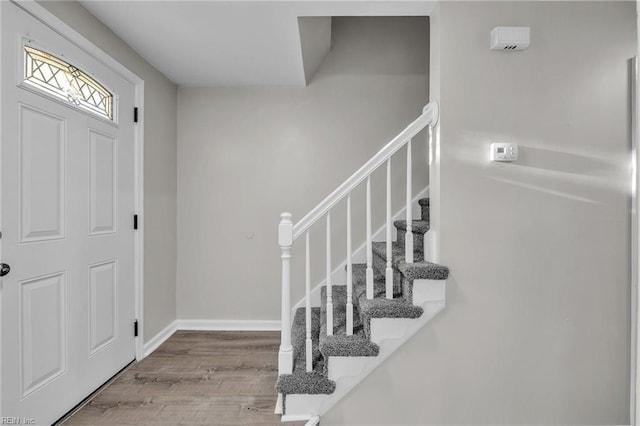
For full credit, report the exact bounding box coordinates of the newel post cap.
[280,212,292,222]
[279,212,293,247]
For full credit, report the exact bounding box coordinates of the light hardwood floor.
[60,331,304,426]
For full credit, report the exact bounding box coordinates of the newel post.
[278,212,294,375]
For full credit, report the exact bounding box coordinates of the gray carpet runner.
[276,307,336,395]
[276,197,449,396]
[320,285,379,358]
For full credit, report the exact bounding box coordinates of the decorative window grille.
[23,45,114,120]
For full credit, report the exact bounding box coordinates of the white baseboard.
[305,416,320,426]
[281,414,313,422]
[142,320,178,358]
[176,319,280,331]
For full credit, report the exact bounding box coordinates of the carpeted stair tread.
[353,263,400,299]
[276,370,335,395]
[276,307,336,395]
[370,243,404,294]
[393,219,430,234]
[360,297,424,319]
[320,285,379,357]
[372,242,448,280]
[353,264,423,319]
[397,260,450,280]
[371,241,407,267]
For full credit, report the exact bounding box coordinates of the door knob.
[0,263,10,277]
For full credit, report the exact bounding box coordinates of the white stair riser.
[327,356,370,381]
[370,279,445,344]
[412,278,446,305]
[284,394,326,416]
[370,318,416,344]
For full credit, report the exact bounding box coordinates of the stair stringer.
[291,187,429,312]
[283,278,446,419]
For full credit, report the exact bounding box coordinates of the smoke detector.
[490,26,530,51]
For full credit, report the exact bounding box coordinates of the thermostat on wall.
[490,143,518,162]
[490,26,530,51]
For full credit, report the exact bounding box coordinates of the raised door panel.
[88,260,117,355]
[19,272,67,398]
[19,105,65,243]
[88,130,117,235]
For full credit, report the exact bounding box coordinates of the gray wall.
[38,1,178,343]
[176,17,430,321]
[323,2,636,425]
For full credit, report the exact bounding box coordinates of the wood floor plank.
[60,331,305,426]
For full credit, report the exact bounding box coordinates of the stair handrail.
[277,101,439,378]
[292,102,439,240]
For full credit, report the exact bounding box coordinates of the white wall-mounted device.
[490,26,530,51]
[490,143,518,162]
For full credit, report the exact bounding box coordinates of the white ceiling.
[80,1,435,87]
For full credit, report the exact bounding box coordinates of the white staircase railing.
[277,102,439,375]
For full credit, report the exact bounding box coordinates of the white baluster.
[385,159,393,299]
[326,212,333,336]
[346,193,354,335]
[305,231,312,373]
[405,140,414,263]
[425,126,432,257]
[366,176,373,299]
[278,213,294,374]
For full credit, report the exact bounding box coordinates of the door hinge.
[134,107,139,123]
[134,320,139,337]
[133,214,138,230]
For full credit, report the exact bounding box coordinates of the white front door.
[1,3,137,425]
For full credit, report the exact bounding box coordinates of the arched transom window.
[23,45,114,121]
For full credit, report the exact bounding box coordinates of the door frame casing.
[630,0,640,421]
[632,54,638,426]
[0,0,146,414]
